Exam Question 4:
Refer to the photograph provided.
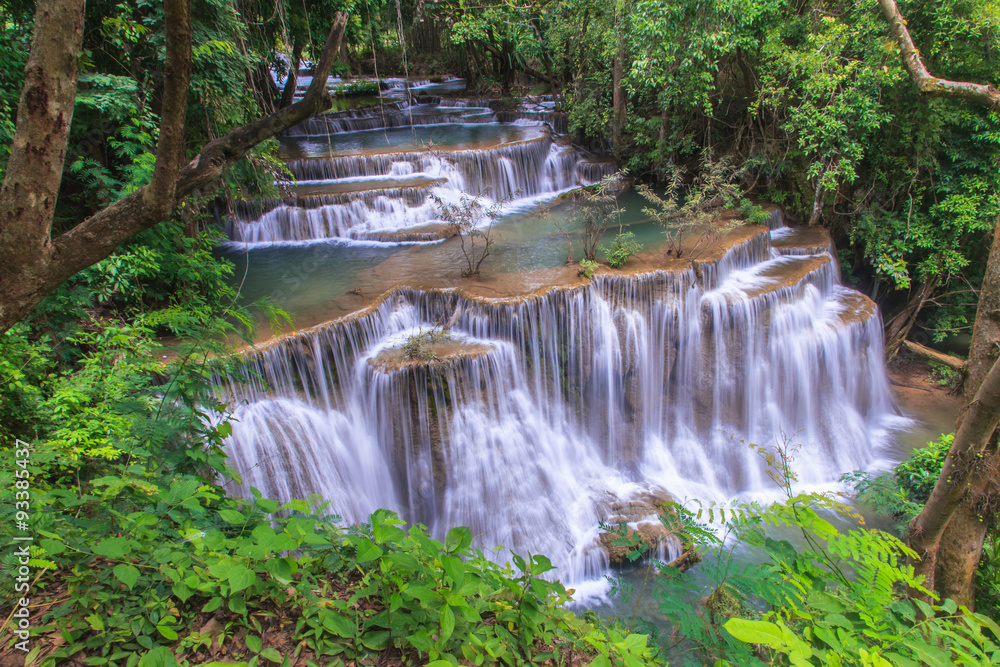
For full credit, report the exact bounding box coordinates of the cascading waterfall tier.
[224,101,609,246]
[220,222,901,586]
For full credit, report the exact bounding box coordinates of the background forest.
[1,0,1000,665]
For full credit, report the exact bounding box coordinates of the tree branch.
[50,12,348,269]
[877,0,1000,111]
[0,12,349,333]
[901,339,966,372]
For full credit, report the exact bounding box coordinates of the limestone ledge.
[241,220,876,357]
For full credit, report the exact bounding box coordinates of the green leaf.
[440,605,456,643]
[219,509,245,524]
[441,555,465,585]
[113,564,140,590]
[245,635,262,653]
[259,648,282,663]
[724,618,788,649]
[228,564,257,593]
[321,611,355,638]
[202,597,223,613]
[94,537,130,559]
[445,526,472,553]
[264,558,294,583]
[354,539,383,564]
[156,625,179,640]
[137,647,179,667]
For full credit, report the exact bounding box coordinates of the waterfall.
[221,225,901,585]
[227,135,590,245]
[223,97,605,246]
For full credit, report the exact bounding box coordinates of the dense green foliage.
[384,0,1000,345]
[603,442,1000,665]
[4,0,1000,663]
[1,461,652,666]
[845,433,1000,620]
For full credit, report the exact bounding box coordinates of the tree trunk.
[611,8,626,153]
[908,353,1000,600]
[933,481,994,607]
[883,274,940,358]
[0,11,349,334]
[963,215,1000,416]
[807,163,829,226]
[877,0,1000,607]
[279,38,303,109]
[0,0,85,284]
[922,214,1000,608]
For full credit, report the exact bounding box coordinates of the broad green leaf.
[219,509,244,524]
[321,611,355,638]
[137,647,179,667]
[202,597,223,613]
[113,564,140,590]
[354,539,383,564]
[259,648,282,664]
[245,635,262,653]
[724,618,788,649]
[445,526,472,554]
[440,605,456,643]
[93,537,130,559]
[228,564,257,593]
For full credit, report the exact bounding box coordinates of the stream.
[215,90,950,605]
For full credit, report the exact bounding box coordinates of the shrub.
[601,231,642,268]
[579,259,599,279]
[402,327,452,361]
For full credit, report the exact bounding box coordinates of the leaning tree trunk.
[963,215,1000,418]
[908,352,1000,601]
[933,470,997,607]
[0,10,349,334]
[279,38,303,109]
[883,274,940,358]
[924,213,1000,607]
[0,0,85,292]
[876,0,1000,606]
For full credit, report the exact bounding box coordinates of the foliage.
[402,327,453,361]
[330,78,383,96]
[894,433,954,504]
[433,191,511,277]
[602,438,1000,666]
[0,298,653,667]
[976,532,1000,622]
[842,433,954,536]
[579,259,599,279]
[601,231,643,268]
[575,172,626,262]
[637,150,753,258]
[0,432,656,665]
[929,361,963,390]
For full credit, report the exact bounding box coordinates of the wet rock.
[597,489,675,565]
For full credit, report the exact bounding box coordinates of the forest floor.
[887,351,961,447]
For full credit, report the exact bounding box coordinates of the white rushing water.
[220,217,904,592]
[223,102,612,245]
